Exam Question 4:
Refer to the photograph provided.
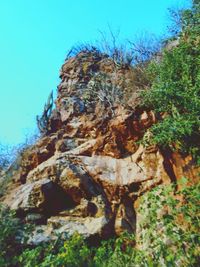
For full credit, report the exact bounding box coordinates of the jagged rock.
[3,51,200,242]
[28,215,109,245]
[28,225,55,245]
[114,201,136,235]
[48,216,109,238]
[8,178,50,211]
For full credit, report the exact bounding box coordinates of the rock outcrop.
[3,50,199,244]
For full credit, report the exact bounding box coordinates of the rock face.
[3,50,199,243]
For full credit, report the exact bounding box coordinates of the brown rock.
[3,51,200,242]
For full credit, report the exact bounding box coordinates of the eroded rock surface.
[3,50,199,244]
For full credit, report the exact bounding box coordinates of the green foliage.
[93,238,115,266]
[0,171,12,198]
[141,2,200,162]
[0,205,24,266]
[137,181,200,266]
[1,180,200,266]
[94,181,200,267]
[18,246,44,267]
[93,233,137,267]
[42,233,92,267]
[18,233,93,267]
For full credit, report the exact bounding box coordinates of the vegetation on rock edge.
[0,179,200,266]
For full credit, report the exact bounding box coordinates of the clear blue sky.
[0,0,191,145]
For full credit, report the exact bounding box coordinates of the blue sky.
[0,0,191,145]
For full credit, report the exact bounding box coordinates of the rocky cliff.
[3,49,199,244]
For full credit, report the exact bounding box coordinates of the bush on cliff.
[0,205,24,266]
[141,1,200,163]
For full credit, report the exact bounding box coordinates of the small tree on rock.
[36,91,54,135]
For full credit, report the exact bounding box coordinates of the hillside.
[0,1,200,266]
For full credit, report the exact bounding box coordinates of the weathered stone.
[7,178,50,211]
[28,225,55,245]
[3,51,200,243]
[115,202,136,235]
[48,215,109,238]
[25,213,46,224]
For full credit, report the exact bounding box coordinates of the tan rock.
[7,178,50,211]
[48,215,108,237]
[3,50,200,243]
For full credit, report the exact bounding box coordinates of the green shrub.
[141,1,200,163]
[42,233,92,267]
[18,246,44,267]
[136,181,200,266]
[0,205,23,266]
[18,233,93,267]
